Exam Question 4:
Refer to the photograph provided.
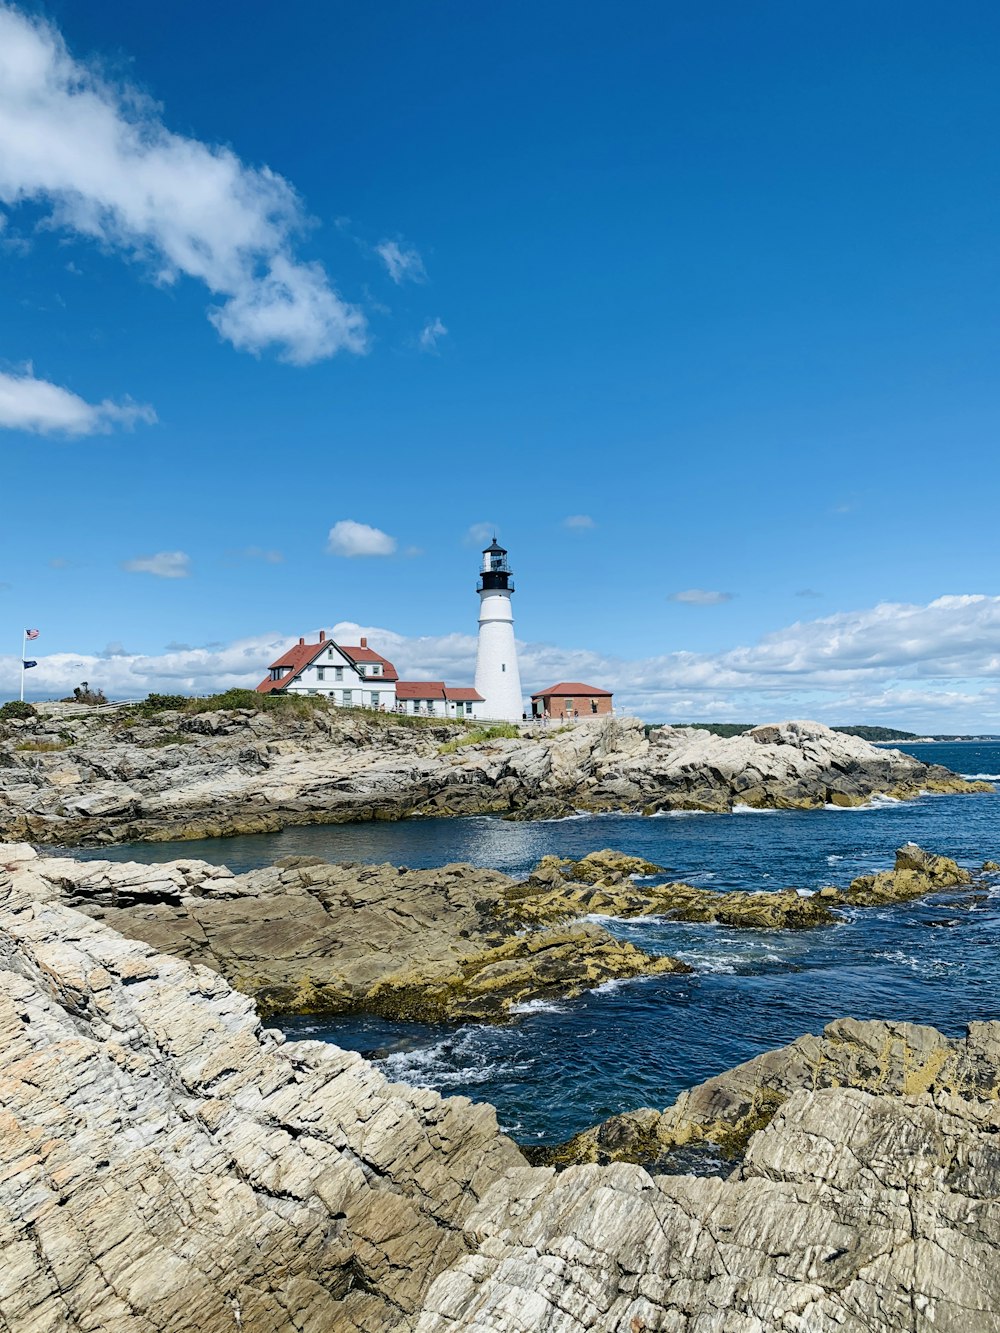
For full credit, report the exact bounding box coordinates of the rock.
[0,706,989,845]
[419,1064,1000,1332]
[7,850,689,1023]
[505,843,977,932]
[845,842,972,906]
[0,855,526,1332]
[984,860,1000,872]
[537,1015,998,1169]
[4,853,1000,1332]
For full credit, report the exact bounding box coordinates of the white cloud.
[563,514,595,530]
[376,239,425,284]
[0,5,366,365]
[418,316,447,352]
[121,551,190,579]
[0,368,155,435]
[464,522,496,546]
[11,595,1000,732]
[669,589,733,605]
[326,520,396,558]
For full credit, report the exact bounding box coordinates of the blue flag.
[22,660,37,669]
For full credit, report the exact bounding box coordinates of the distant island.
[671,722,1000,743]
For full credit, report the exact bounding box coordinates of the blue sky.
[2,1,1000,727]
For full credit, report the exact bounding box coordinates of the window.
[426,702,435,716]
[591,699,598,712]
[371,692,379,707]
[334,667,343,682]
[343,690,353,705]
[372,664,380,675]
[501,663,506,673]
[328,649,335,659]
[466,702,474,716]
[317,668,325,682]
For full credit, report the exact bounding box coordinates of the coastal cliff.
[2,845,999,1332]
[0,702,988,846]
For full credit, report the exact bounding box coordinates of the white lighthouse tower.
[474,538,523,721]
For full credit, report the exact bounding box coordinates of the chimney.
[298,637,305,646]
[319,630,326,642]
[360,636,368,648]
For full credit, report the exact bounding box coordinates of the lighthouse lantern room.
[474,538,523,721]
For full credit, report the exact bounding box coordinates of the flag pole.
[19,629,25,703]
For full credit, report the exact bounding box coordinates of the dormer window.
[372,664,380,675]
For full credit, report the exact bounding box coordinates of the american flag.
[25,629,39,639]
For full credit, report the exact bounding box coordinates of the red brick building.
[530,681,613,720]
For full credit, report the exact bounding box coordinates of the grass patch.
[16,740,71,753]
[439,723,520,753]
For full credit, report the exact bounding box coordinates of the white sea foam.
[508,998,569,1015]
[674,951,739,974]
[826,854,844,864]
[732,804,780,814]
[650,808,713,818]
[822,793,901,812]
[962,773,1000,781]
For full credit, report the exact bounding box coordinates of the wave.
[822,793,901,812]
[379,1030,528,1090]
[732,804,780,815]
[508,997,570,1015]
[650,808,713,818]
[962,773,1000,781]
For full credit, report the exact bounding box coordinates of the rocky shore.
[0,702,988,846]
[3,841,977,1024]
[3,845,999,1331]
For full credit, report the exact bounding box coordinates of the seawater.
[75,742,1000,1145]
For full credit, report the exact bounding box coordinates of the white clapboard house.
[256,632,484,719]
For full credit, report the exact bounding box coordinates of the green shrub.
[140,693,189,714]
[0,701,36,721]
[439,723,520,753]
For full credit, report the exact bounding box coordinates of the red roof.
[395,680,446,700]
[257,636,400,693]
[340,645,399,681]
[256,639,328,693]
[530,681,614,699]
[444,687,484,701]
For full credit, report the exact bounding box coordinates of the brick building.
[530,681,613,720]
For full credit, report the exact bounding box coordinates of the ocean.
[75,742,1000,1146]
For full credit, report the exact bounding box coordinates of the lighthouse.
[474,538,523,721]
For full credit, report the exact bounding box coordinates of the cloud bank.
[7,595,1000,731]
[0,4,366,365]
[0,368,155,435]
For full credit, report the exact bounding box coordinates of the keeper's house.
[257,632,484,719]
[531,681,614,720]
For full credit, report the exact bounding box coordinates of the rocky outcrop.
[0,844,528,1332]
[505,842,976,931]
[6,842,975,1035]
[4,846,999,1333]
[418,1048,1000,1331]
[0,704,989,846]
[533,1013,999,1170]
[8,847,689,1022]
